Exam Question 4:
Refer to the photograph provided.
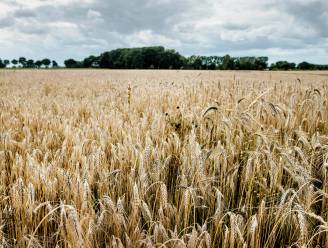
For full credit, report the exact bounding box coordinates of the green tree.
[83,56,98,68]
[222,54,234,70]
[52,60,58,68]
[64,59,82,68]
[11,59,18,67]
[3,60,10,67]
[98,46,185,69]
[297,62,315,70]
[270,61,295,70]
[35,60,42,68]
[187,56,202,69]
[0,59,5,68]
[42,58,51,68]
[26,59,35,68]
[257,57,268,70]
[161,49,185,69]
[19,57,27,67]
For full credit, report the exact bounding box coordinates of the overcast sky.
[0,0,327,64]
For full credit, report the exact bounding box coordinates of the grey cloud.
[16,21,49,34]
[87,0,210,35]
[222,23,249,31]
[0,18,14,28]
[279,0,328,37]
[0,0,327,64]
[185,36,308,56]
[14,8,36,18]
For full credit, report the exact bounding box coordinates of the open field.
[1,69,328,247]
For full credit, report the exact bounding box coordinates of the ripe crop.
[1,69,328,247]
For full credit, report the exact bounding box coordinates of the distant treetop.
[1,46,327,70]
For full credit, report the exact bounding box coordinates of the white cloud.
[6,0,94,8]
[87,9,104,24]
[0,0,327,64]
[87,9,102,19]
[126,30,181,48]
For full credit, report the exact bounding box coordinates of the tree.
[26,59,35,68]
[19,57,27,67]
[0,59,11,68]
[64,59,82,68]
[35,60,42,68]
[234,56,268,70]
[42,58,51,68]
[83,56,98,68]
[270,61,295,70]
[186,56,202,69]
[317,64,328,70]
[222,54,234,70]
[129,49,144,69]
[256,57,269,70]
[52,60,58,68]
[97,46,186,69]
[4,60,10,67]
[160,49,185,69]
[63,46,328,71]
[0,59,5,68]
[100,52,112,68]
[141,46,164,69]
[11,59,18,67]
[297,62,315,70]
[204,56,217,70]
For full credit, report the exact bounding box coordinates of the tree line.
[0,57,58,68]
[64,46,328,70]
[1,46,327,70]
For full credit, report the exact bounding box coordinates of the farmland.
[1,69,328,247]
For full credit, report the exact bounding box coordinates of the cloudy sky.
[0,0,327,64]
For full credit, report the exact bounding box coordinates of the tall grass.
[0,70,328,247]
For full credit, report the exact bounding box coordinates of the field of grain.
[1,69,328,247]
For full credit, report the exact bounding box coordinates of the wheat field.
[1,69,328,247]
